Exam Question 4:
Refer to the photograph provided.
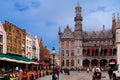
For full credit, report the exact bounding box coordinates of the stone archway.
[91,59,98,67]
[113,48,117,56]
[82,49,86,56]
[100,59,107,70]
[109,59,117,69]
[83,59,90,68]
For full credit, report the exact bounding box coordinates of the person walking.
[92,66,96,80]
[108,67,113,80]
[52,72,58,80]
[93,68,102,80]
[78,67,80,72]
[67,68,70,75]
[86,67,90,73]
[54,67,59,80]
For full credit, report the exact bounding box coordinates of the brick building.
[3,21,26,56]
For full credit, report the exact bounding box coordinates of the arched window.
[71,41,74,47]
[61,50,64,56]
[66,50,69,56]
[71,60,74,66]
[71,50,74,56]
[61,41,64,48]
[66,41,69,48]
[82,49,86,56]
[62,60,65,66]
[104,49,107,56]
[113,48,117,56]
[66,60,69,66]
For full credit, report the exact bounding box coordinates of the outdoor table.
[5,75,10,80]
[22,75,27,80]
[0,76,5,80]
[10,78,16,80]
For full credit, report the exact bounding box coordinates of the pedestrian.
[108,67,113,80]
[78,67,80,72]
[60,68,63,73]
[93,68,102,80]
[15,66,19,72]
[86,67,90,73]
[67,68,70,75]
[54,67,59,80]
[19,70,23,80]
[27,70,30,80]
[92,66,96,80]
[92,66,96,73]
[52,72,58,80]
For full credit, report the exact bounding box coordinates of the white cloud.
[0,0,120,53]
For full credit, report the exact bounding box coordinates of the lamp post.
[52,47,55,80]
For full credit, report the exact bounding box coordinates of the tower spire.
[112,13,117,35]
[74,1,82,31]
[117,13,119,21]
[58,26,62,35]
[59,26,61,33]
[77,0,80,7]
[74,1,82,39]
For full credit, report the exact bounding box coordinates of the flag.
[107,48,110,53]
[89,47,92,53]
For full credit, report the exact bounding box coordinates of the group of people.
[63,68,70,75]
[50,65,114,80]
[92,66,101,80]
[92,66,113,80]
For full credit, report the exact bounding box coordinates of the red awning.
[41,62,48,66]
[34,61,42,65]
[34,62,48,66]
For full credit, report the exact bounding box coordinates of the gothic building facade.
[58,3,119,70]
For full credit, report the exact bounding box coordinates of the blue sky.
[0,0,120,54]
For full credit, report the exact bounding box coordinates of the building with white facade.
[35,35,40,61]
[26,33,33,59]
[31,35,40,61]
[0,21,6,53]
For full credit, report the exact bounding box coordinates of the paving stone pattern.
[37,71,109,80]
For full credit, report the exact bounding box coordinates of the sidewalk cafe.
[0,53,52,80]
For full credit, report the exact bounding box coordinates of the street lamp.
[52,47,55,69]
[52,47,55,80]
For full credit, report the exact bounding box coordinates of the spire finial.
[77,0,80,7]
[112,13,116,20]
[103,25,105,31]
[117,13,119,21]
[59,26,61,33]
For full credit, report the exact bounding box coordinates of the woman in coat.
[93,68,102,80]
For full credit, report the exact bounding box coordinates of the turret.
[74,2,82,39]
[115,13,120,64]
[74,2,82,31]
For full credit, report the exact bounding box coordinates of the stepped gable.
[61,25,74,39]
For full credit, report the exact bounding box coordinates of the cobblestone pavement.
[37,71,109,80]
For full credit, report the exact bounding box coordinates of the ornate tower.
[74,2,83,68]
[115,13,120,64]
[74,2,82,39]
[112,13,116,38]
[74,2,82,30]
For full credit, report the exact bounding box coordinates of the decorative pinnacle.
[112,13,116,20]
[76,0,80,7]
[117,13,119,21]
[103,25,105,30]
